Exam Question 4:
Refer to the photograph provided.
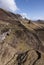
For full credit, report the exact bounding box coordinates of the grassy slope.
[0,9,44,65]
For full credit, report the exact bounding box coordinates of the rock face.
[0,8,44,65]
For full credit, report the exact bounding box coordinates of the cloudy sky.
[0,0,44,20]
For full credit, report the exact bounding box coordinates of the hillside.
[0,8,44,65]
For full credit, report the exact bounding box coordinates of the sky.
[0,0,44,20]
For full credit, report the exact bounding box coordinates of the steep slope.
[0,9,44,65]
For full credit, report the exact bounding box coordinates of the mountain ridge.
[0,8,44,65]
